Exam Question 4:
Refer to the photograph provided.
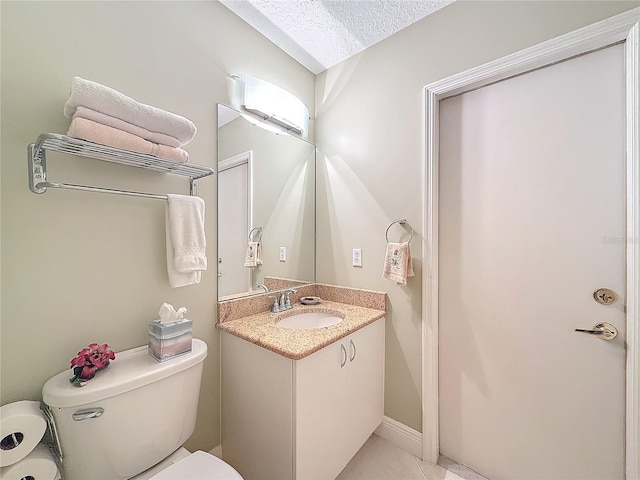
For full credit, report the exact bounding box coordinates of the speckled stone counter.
[217,284,386,360]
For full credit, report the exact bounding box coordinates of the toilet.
[42,338,243,480]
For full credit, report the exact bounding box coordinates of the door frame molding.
[421,8,640,478]
[219,150,254,230]
[219,150,254,292]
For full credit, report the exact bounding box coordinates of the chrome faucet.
[280,289,297,311]
[256,284,269,292]
[269,290,296,313]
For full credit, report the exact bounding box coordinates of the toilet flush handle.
[72,407,104,421]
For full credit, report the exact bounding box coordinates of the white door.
[218,159,250,297]
[438,44,626,479]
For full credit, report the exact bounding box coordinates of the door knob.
[575,322,618,340]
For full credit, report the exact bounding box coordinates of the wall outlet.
[352,248,362,267]
[279,246,287,262]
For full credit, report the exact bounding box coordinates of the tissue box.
[148,319,193,362]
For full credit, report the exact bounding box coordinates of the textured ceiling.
[220,0,456,74]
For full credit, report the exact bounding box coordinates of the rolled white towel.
[64,76,197,147]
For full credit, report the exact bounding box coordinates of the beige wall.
[0,0,314,452]
[315,0,638,432]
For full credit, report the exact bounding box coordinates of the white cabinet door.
[295,318,385,479]
[221,333,295,480]
[343,318,385,455]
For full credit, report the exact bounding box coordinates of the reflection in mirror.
[217,103,316,301]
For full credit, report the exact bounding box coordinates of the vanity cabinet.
[221,318,385,480]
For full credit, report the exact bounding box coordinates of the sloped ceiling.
[220,0,456,74]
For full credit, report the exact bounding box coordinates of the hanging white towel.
[166,194,206,288]
[244,241,263,267]
[382,242,414,285]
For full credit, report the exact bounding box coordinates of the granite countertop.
[217,300,386,360]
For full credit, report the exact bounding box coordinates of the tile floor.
[337,434,480,480]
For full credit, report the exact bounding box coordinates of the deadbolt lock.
[593,288,617,305]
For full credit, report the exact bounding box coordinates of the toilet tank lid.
[42,339,207,408]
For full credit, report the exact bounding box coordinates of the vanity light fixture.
[231,74,309,138]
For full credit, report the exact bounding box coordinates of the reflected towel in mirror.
[244,241,263,267]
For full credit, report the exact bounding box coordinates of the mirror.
[217,103,316,301]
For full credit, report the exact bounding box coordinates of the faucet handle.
[284,289,297,308]
[268,296,280,313]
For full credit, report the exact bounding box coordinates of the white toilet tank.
[42,338,207,480]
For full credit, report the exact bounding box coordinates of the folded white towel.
[64,77,197,147]
[244,241,263,267]
[382,242,414,285]
[74,106,182,147]
[68,117,190,163]
[166,194,207,288]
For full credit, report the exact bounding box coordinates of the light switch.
[352,248,362,267]
[279,246,287,262]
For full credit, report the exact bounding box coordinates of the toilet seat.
[149,451,243,480]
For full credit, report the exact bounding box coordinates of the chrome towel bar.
[35,181,169,200]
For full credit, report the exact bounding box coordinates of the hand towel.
[68,117,189,163]
[74,106,182,147]
[165,209,201,288]
[166,194,207,288]
[382,242,415,285]
[244,241,263,267]
[64,76,197,146]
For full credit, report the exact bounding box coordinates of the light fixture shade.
[231,74,310,138]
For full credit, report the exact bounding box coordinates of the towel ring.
[385,219,413,244]
[249,227,263,242]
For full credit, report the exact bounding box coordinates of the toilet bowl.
[133,449,242,480]
[42,339,243,480]
[127,447,242,480]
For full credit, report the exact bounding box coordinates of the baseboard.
[374,416,423,459]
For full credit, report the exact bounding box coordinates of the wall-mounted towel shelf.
[28,133,215,199]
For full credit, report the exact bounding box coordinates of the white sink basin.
[276,311,344,330]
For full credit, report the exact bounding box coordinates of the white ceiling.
[219,0,456,74]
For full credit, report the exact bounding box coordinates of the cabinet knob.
[341,344,347,368]
[349,339,357,362]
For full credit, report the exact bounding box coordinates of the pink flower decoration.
[69,343,116,387]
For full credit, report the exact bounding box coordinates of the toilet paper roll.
[0,401,47,467]
[0,443,59,480]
